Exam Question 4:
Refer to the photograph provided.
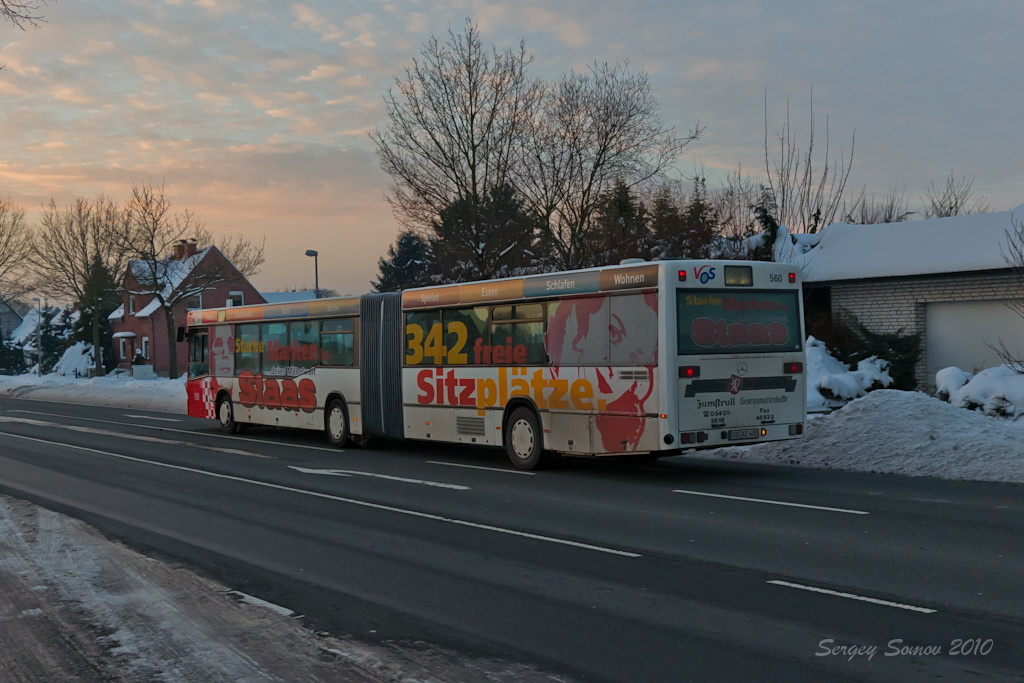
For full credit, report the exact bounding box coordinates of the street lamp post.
[305,249,320,298]
[31,297,42,375]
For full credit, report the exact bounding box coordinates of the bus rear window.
[676,290,802,355]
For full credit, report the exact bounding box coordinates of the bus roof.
[186,296,360,327]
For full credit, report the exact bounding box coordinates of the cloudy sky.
[3,0,1022,294]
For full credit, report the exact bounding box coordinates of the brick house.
[109,240,265,377]
[795,205,1024,389]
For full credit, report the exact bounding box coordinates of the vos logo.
[694,265,717,284]
[238,371,317,413]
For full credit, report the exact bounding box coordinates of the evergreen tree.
[0,337,25,375]
[750,186,781,262]
[373,231,431,292]
[649,185,684,259]
[73,255,121,373]
[678,178,719,259]
[429,184,538,282]
[36,308,67,374]
[591,179,649,266]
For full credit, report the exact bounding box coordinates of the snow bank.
[700,390,1024,483]
[938,365,1024,418]
[805,336,892,411]
[0,373,185,412]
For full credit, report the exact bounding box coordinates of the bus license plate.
[728,428,760,440]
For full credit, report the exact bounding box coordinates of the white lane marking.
[672,489,868,515]
[767,580,937,614]
[0,431,640,558]
[427,460,535,476]
[124,414,181,422]
[9,409,341,453]
[289,466,469,490]
[0,416,273,460]
[225,590,298,617]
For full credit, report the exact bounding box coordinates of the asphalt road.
[0,395,1021,682]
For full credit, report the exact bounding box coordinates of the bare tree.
[763,89,855,233]
[0,197,32,306]
[842,185,915,224]
[371,19,542,266]
[0,0,49,29]
[922,172,991,219]
[708,164,760,242]
[122,183,265,377]
[516,61,702,269]
[29,195,131,302]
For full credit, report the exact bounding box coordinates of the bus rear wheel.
[505,407,544,471]
[325,398,350,447]
[217,395,241,434]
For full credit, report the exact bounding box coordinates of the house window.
[185,294,203,310]
[119,338,127,359]
[128,295,136,314]
[141,337,150,360]
[227,291,245,307]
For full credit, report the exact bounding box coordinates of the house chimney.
[172,239,199,260]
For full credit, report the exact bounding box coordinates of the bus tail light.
[788,272,797,283]
[784,362,803,374]
[678,269,687,281]
[679,366,700,378]
[680,431,708,445]
[789,424,804,435]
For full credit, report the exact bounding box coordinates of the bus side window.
[609,293,658,366]
[187,328,209,378]
[289,320,319,370]
[261,322,289,374]
[490,303,547,365]
[235,323,260,373]
[443,307,488,365]
[321,318,354,366]
[405,311,440,365]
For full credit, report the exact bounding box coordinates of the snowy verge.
[0,373,185,413]
[689,390,1024,484]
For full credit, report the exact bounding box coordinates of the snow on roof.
[108,304,124,320]
[129,246,213,298]
[10,308,41,345]
[260,290,319,303]
[795,205,1024,283]
[135,298,161,318]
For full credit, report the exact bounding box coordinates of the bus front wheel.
[217,395,241,434]
[505,407,544,470]
[325,398,350,447]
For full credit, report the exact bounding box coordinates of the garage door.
[926,299,1024,381]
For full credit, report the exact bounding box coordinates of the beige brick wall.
[823,269,1024,389]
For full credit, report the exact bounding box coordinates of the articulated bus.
[185,260,806,469]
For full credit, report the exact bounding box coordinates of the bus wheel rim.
[329,407,344,439]
[510,419,534,459]
[219,400,231,425]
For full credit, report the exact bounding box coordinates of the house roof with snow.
[128,245,214,298]
[794,204,1024,283]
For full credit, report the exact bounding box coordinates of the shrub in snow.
[51,342,95,377]
[934,366,972,402]
[937,365,1024,419]
[806,336,892,411]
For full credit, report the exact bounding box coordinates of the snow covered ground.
[0,372,186,412]
[0,495,564,682]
